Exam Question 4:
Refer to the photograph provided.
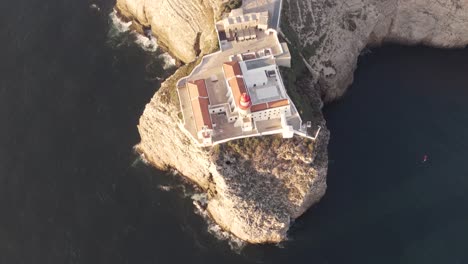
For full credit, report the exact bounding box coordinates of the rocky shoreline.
[116,0,468,243]
[134,64,329,243]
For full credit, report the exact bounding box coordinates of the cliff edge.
[115,0,221,63]
[136,66,328,243]
[281,0,468,101]
[119,0,468,243]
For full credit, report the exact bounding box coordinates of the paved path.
[177,86,198,141]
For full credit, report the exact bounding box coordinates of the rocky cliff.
[115,0,222,63]
[120,0,468,243]
[281,0,468,101]
[136,67,328,243]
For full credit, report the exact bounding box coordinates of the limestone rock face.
[206,130,328,243]
[122,0,468,244]
[136,71,329,244]
[282,0,468,101]
[115,0,222,63]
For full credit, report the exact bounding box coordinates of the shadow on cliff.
[211,136,319,220]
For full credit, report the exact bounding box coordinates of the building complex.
[177,5,318,147]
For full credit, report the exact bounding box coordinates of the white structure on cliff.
[186,80,214,145]
[222,59,292,134]
[176,3,318,147]
[223,8,269,32]
[181,54,295,146]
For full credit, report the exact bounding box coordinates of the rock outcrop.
[119,0,468,243]
[282,0,468,101]
[115,0,222,63]
[137,71,328,243]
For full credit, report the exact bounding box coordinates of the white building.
[222,57,293,136]
[186,80,214,145]
[223,9,269,33]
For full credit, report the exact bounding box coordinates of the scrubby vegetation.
[222,0,243,14]
[279,3,325,122]
[159,56,203,107]
[212,135,314,162]
[210,1,322,155]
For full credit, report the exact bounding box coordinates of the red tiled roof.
[224,62,248,110]
[251,103,268,112]
[187,80,208,98]
[191,97,212,130]
[251,99,290,112]
[187,80,212,131]
[267,99,289,108]
[223,61,242,78]
[228,77,247,109]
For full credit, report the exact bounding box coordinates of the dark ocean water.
[1,0,468,263]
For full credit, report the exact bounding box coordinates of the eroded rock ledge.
[136,69,328,243]
[120,0,468,243]
[115,0,222,63]
[282,0,468,101]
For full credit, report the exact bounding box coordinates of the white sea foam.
[109,10,132,33]
[130,157,140,167]
[133,33,158,52]
[90,3,100,11]
[108,10,157,52]
[191,193,246,252]
[150,171,247,251]
[107,9,176,73]
[158,53,176,70]
[157,185,173,192]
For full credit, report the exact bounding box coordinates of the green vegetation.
[223,135,285,159]
[159,56,204,107]
[212,135,315,161]
[222,0,242,14]
[160,17,221,108]
[278,3,322,121]
[302,34,326,59]
[278,41,316,121]
[342,13,358,32]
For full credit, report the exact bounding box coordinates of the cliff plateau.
[118,0,468,243]
[136,70,328,243]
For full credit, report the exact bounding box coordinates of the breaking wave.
[158,53,176,70]
[107,9,158,52]
[133,33,158,52]
[109,9,132,34]
[153,171,246,251]
[191,193,246,252]
[157,185,173,192]
[107,9,175,71]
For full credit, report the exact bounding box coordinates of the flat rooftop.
[247,78,286,105]
[244,57,276,70]
[239,57,287,105]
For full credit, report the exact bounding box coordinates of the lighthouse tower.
[238,92,253,131]
[239,92,252,116]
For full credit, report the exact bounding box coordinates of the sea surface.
[1,0,468,263]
